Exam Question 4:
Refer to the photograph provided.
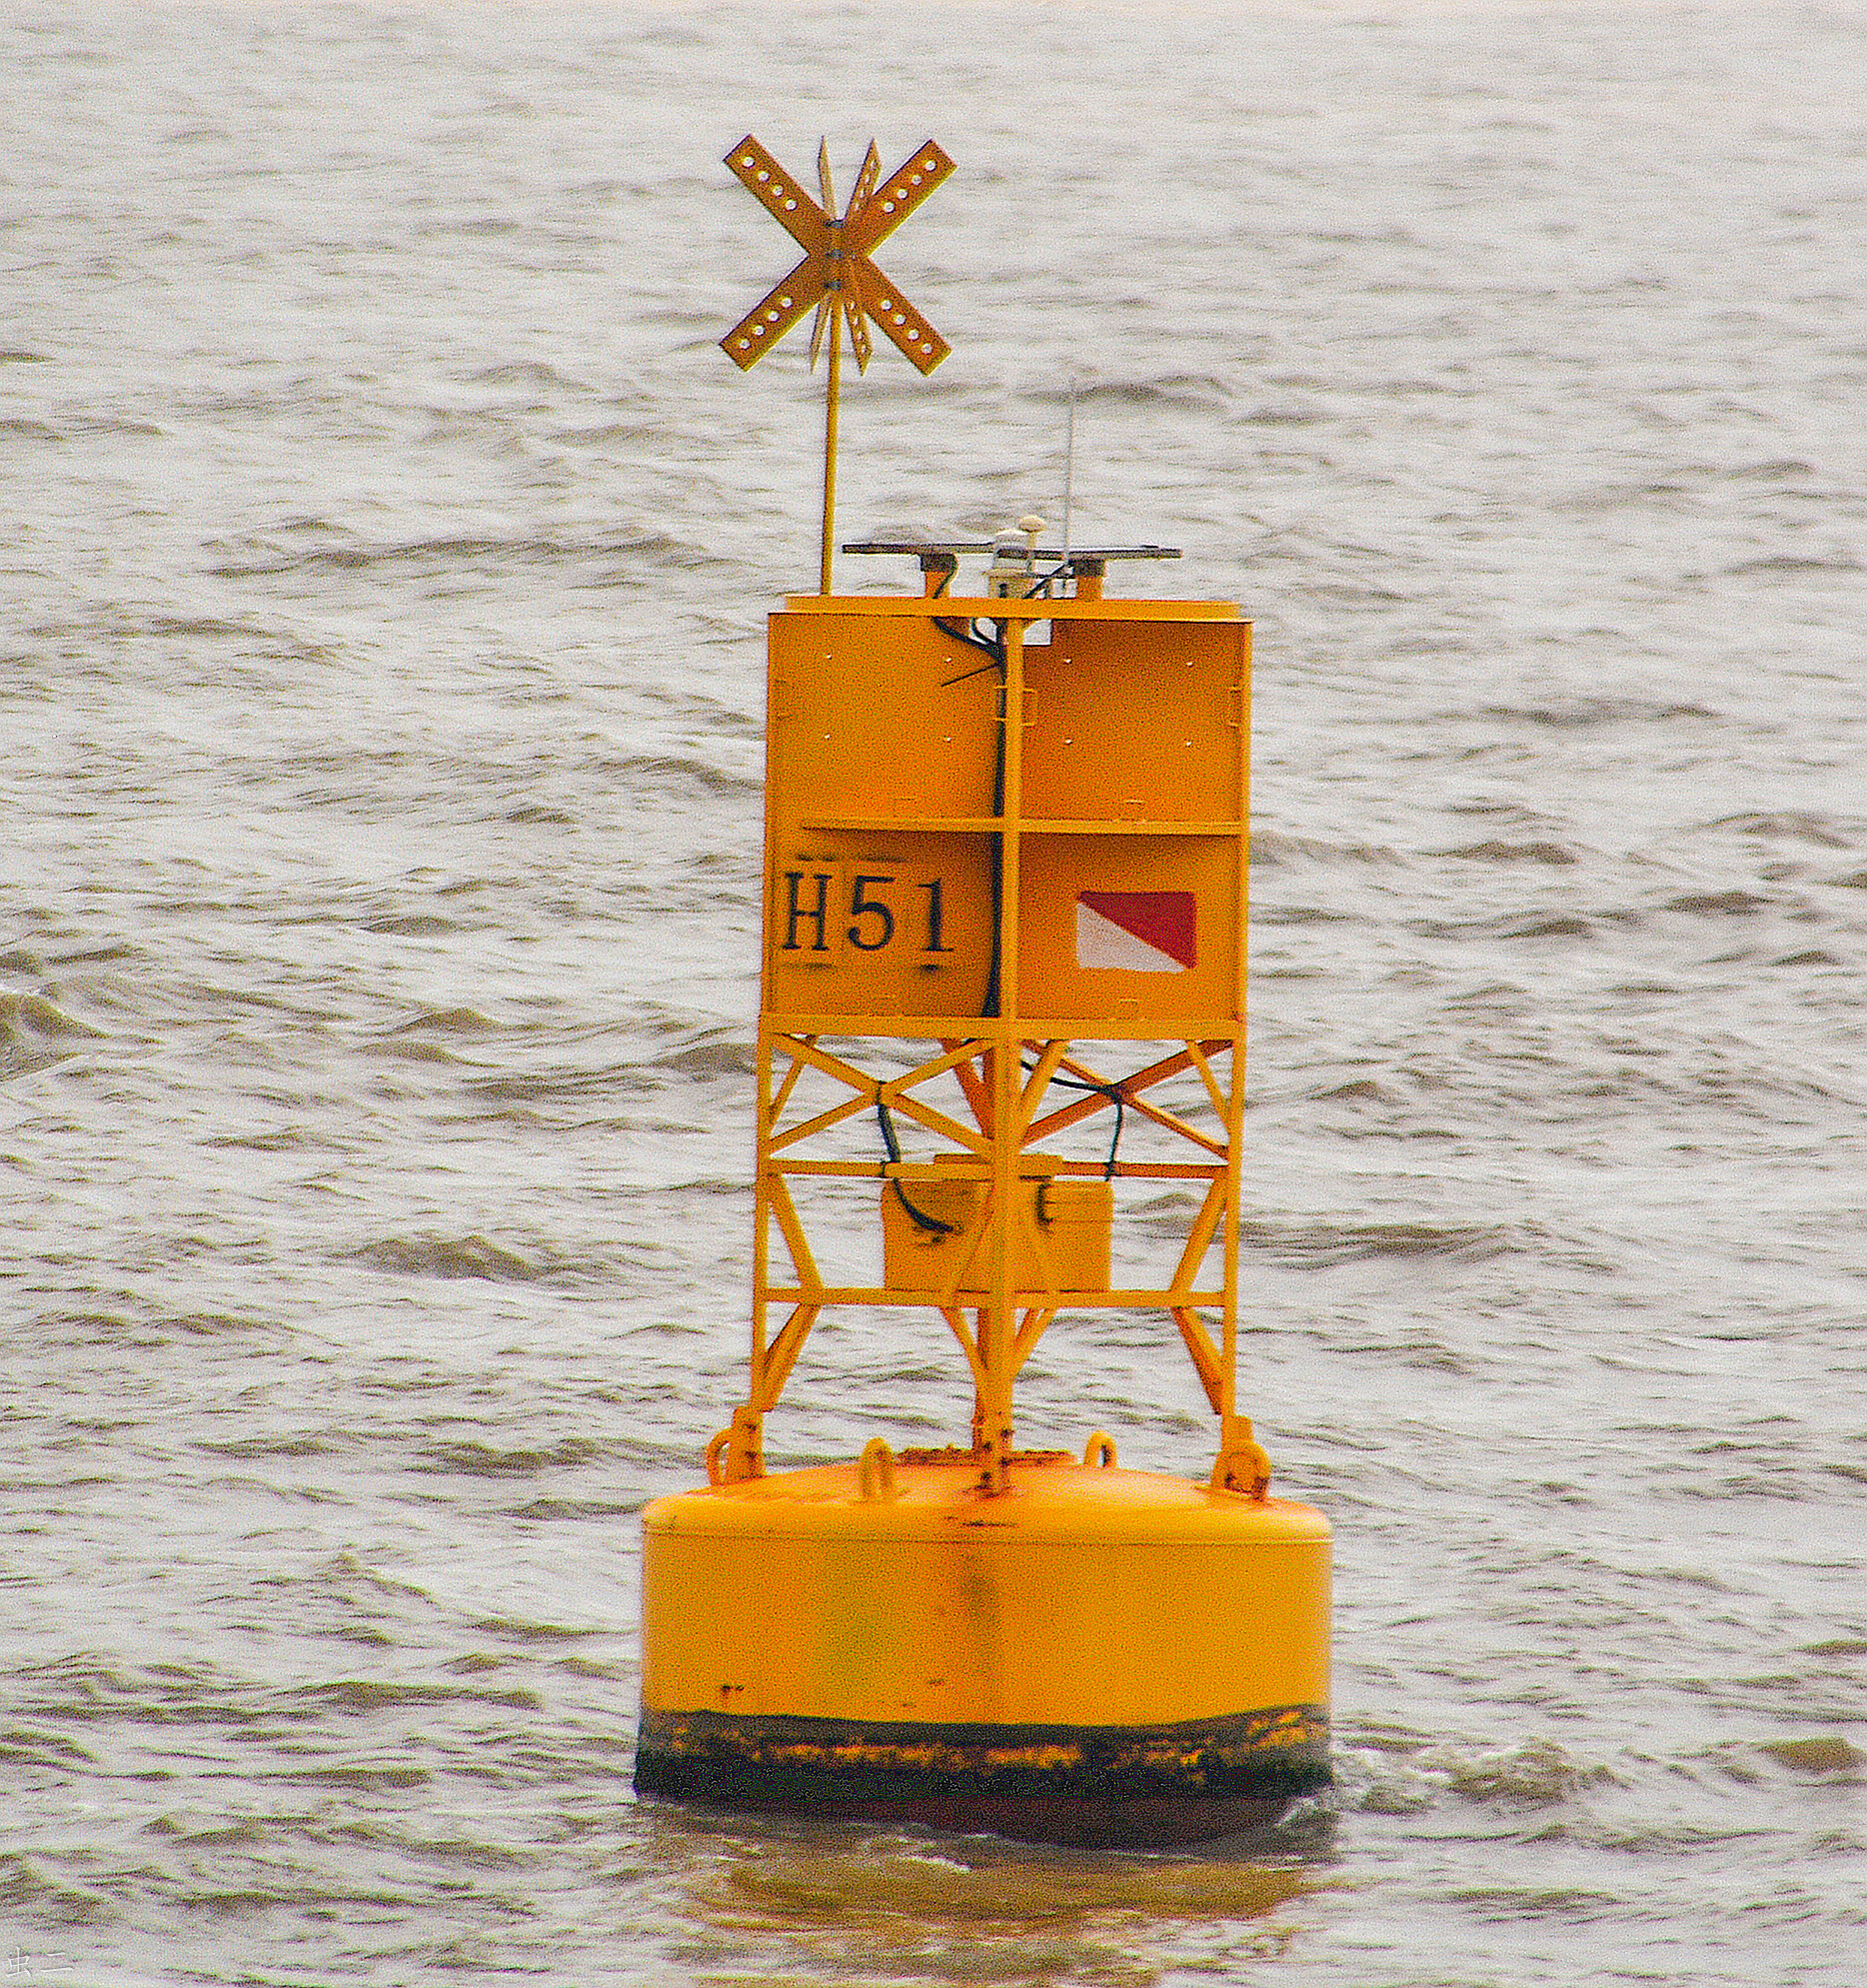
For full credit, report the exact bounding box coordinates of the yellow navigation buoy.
[635,137,1330,1845]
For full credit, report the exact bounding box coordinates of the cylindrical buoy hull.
[636,1455,1329,1846]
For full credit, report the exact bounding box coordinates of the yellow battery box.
[882,1158,1112,1295]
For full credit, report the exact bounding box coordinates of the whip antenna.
[1061,374,1077,566]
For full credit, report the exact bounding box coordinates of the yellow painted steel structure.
[728,592,1262,1492]
[636,569,1333,1843]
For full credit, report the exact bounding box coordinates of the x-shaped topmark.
[721,136,954,375]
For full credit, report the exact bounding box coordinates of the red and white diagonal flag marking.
[1075,892,1197,974]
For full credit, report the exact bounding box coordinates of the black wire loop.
[934,617,1008,1018]
[876,1098,958,1235]
[1025,1059,1127,1177]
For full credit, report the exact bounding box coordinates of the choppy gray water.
[3,1,1865,1981]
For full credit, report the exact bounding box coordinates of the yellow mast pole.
[821,299,841,596]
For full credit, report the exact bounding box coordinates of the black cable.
[980,652,1005,1019]
[934,617,1007,1018]
[937,656,999,689]
[934,615,1001,673]
[876,1098,957,1235]
[1024,1059,1127,1177]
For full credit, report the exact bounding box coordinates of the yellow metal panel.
[1017,833,1240,1024]
[723,256,828,372]
[1021,620,1246,826]
[769,610,999,824]
[852,254,951,373]
[765,831,993,1018]
[844,141,957,255]
[759,1013,1240,1041]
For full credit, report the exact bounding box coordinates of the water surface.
[2,2,1863,1982]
